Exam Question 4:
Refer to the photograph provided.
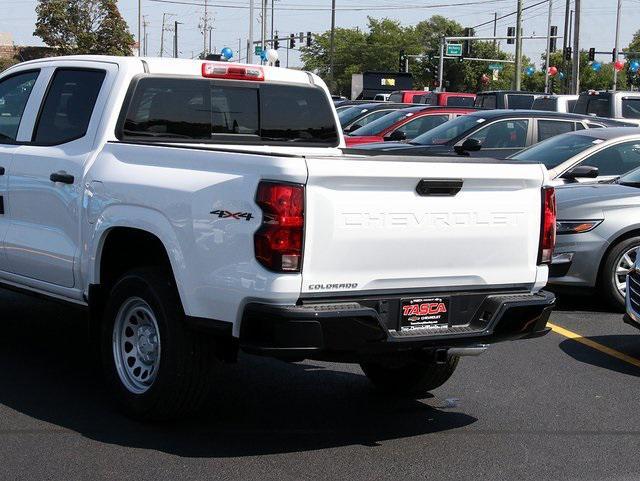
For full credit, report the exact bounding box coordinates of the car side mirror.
[454,137,482,155]
[385,130,406,141]
[561,165,599,180]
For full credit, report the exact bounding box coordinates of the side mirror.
[385,130,406,142]
[454,137,482,155]
[561,165,599,180]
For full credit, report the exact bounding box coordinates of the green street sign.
[488,63,504,71]
[255,46,263,55]
[446,43,462,57]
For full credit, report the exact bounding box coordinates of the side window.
[622,98,640,119]
[394,115,449,139]
[33,68,106,145]
[355,110,392,127]
[537,120,574,142]
[575,122,586,131]
[0,70,39,143]
[470,119,529,149]
[579,141,640,176]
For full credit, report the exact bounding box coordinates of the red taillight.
[254,181,304,272]
[538,187,556,264]
[201,62,264,81]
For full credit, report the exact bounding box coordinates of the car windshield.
[338,105,374,126]
[509,133,604,168]
[349,109,419,136]
[411,114,481,145]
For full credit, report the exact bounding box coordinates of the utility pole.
[544,0,553,93]
[271,0,275,42]
[160,13,167,57]
[142,15,149,56]
[261,0,267,57]
[138,0,142,56]
[203,0,208,56]
[209,26,213,54]
[493,12,498,50]
[329,0,336,89]
[514,0,524,90]
[613,0,622,91]
[248,0,254,63]
[571,0,581,94]
[174,21,181,58]
[438,36,445,92]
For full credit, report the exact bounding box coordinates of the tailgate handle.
[416,179,463,196]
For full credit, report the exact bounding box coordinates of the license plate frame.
[400,296,450,330]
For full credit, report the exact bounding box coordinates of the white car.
[0,55,556,420]
[510,127,640,184]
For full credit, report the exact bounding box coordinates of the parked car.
[574,90,640,125]
[338,102,418,132]
[474,90,544,109]
[345,106,474,146]
[510,128,640,184]
[531,94,579,113]
[625,253,640,329]
[0,55,556,420]
[348,110,626,159]
[550,165,640,309]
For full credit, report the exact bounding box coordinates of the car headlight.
[556,220,602,235]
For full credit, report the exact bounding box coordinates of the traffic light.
[289,34,295,49]
[306,32,312,47]
[549,26,557,53]
[588,48,596,61]
[274,35,279,50]
[563,46,572,61]
[399,49,405,72]
[507,27,515,45]
[463,27,474,57]
[612,48,617,62]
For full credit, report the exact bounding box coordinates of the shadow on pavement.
[0,289,476,458]
[553,292,618,314]
[559,336,640,378]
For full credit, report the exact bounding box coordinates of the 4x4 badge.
[210,209,253,221]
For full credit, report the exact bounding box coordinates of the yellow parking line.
[547,322,640,369]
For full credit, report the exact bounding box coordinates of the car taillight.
[538,187,556,264]
[201,62,264,81]
[254,181,304,272]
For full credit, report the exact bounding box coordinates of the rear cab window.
[474,94,497,109]
[622,98,640,119]
[532,97,557,111]
[575,94,611,117]
[119,76,339,146]
[388,92,403,103]
[446,96,474,107]
[507,94,534,109]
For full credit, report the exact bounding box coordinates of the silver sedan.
[549,167,640,309]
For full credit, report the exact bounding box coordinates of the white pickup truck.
[0,56,556,420]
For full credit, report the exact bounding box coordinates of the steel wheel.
[112,297,161,394]
[614,247,637,298]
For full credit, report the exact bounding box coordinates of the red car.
[388,90,476,106]
[345,107,475,147]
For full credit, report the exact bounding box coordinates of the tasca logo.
[402,302,447,316]
[341,211,523,228]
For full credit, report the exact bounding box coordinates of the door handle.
[50,172,74,184]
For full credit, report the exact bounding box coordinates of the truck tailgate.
[301,155,546,295]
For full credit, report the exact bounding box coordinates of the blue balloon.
[630,60,640,73]
[525,66,535,77]
[260,49,268,61]
[221,47,233,60]
[591,61,602,72]
[557,72,565,80]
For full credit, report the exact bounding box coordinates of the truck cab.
[573,90,640,125]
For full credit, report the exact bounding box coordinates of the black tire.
[100,267,216,420]
[360,355,459,395]
[599,237,640,311]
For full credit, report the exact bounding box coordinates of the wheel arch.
[596,227,640,287]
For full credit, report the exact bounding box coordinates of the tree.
[34,0,134,56]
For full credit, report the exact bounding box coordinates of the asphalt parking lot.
[0,289,639,481]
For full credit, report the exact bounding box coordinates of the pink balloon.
[548,66,558,77]
[615,60,625,71]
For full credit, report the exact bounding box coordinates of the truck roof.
[9,55,319,87]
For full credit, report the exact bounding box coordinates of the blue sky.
[1,0,637,68]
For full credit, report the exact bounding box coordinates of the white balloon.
[267,49,279,64]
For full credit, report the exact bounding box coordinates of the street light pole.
[613,0,622,91]
[571,0,581,94]
[138,0,142,56]
[248,0,254,63]
[514,0,524,90]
